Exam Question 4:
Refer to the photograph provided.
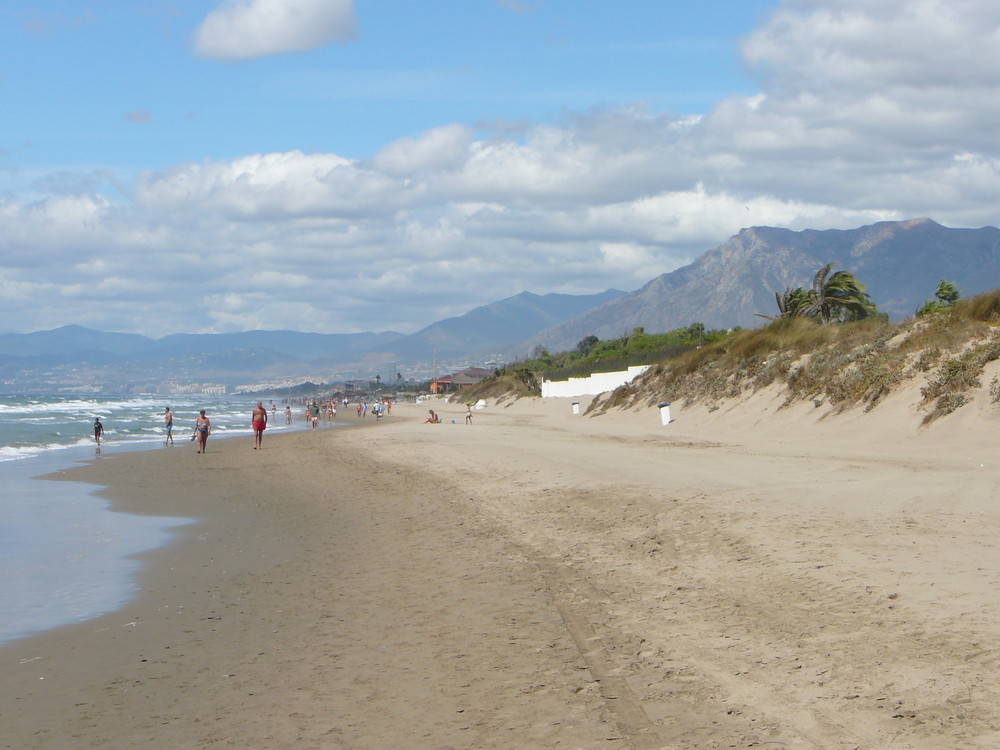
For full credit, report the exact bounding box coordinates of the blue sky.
[3,0,1000,336]
[4,2,769,174]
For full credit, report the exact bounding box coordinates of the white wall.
[540,365,650,398]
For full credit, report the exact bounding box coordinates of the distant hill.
[0,325,403,361]
[148,330,405,362]
[509,219,1000,355]
[0,289,625,389]
[375,289,626,360]
[0,327,407,389]
[0,324,155,358]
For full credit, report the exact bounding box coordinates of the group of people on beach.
[351,399,392,419]
[147,405,213,452]
[161,405,213,453]
[93,406,213,453]
[93,395,403,455]
[424,403,474,424]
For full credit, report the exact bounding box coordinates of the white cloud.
[133,151,405,219]
[742,0,1000,93]
[5,0,1000,337]
[192,0,356,61]
[370,125,473,176]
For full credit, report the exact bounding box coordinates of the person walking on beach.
[93,417,104,445]
[252,400,268,450]
[309,401,320,431]
[284,405,292,424]
[466,403,473,424]
[193,410,211,454]
[164,407,174,446]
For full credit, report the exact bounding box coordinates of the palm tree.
[800,262,876,323]
[935,279,961,306]
[757,286,809,321]
[777,286,810,318]
[916,279,962,316]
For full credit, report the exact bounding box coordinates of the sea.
[0,393,305,647]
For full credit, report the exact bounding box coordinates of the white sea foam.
[0,397,152,415]
[0,437,94,462]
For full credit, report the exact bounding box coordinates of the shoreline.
[4,396,1000,747]
[0,410,320,647]
[0,408,616,748]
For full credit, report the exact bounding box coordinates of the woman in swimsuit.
[194,410,211,454]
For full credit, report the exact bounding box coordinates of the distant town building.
[431,366,490,393]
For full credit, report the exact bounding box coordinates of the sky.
[3,0,1000,337]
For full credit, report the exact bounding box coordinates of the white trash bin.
[572,401,580,415]
[658,402,671,426]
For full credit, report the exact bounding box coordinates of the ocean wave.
[0,437,95,462]
[0,398,178,417]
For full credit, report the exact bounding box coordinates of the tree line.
[764,263,961,322]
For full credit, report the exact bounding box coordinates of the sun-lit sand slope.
[4,385,1000,748]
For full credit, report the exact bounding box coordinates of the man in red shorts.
[252,400,268,450]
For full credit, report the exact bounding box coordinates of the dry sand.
[4,386,1000,749]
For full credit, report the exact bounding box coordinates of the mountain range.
[4,218,999,392]
[512,218,1000,354]
[0,290,623,391]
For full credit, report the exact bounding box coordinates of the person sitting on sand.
[424,409,439,424]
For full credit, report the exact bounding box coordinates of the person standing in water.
[93,417,104,445]
[193,410,211,454]
[164,407,174,446]
[252,400,268,450]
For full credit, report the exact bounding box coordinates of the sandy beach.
[4,388,1000,749]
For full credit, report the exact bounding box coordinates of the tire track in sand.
[530,555,667,750]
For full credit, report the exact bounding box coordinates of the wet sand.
[4,391,1000,748]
